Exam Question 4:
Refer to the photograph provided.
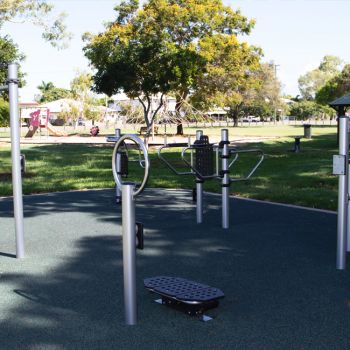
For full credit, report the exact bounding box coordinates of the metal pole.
[122,183,137,325]
[196,130,203,224]
[8,63,24,258]
[337,116,348,269]
[221,129,230,229]
[115,129,122,203]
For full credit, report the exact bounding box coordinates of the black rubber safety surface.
[0,188,348,350]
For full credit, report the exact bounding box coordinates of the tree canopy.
[0,0,72,49]
[36,81,71,102]
[84,0,260,132]
[298,55,343,100]
[316,64,350,105]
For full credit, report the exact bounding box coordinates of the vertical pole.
[196,130,203,224]
[337,116,348,269]
[115,129,122,204]
[122,184,137,325]
[9,63,24,258]
[221,129,230,229]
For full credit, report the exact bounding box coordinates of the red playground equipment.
[25,108,67,138]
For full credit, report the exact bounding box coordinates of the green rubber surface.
[0,188,348,350]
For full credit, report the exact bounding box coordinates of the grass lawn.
[0,125,339,210]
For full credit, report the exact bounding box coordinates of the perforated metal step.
[144,276,224,303]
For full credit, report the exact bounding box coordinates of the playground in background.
[21,108,67,138]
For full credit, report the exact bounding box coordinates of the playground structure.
[22,107,67,138]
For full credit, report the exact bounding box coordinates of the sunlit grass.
[0,124,339,210]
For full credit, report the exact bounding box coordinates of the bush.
[0,98,9,127]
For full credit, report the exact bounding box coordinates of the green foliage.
[316,64,350,105]
[0,1,72,49]
[37,81,71,102]
[84,0,257,131]
[298,55,344,100]
[289,100,336,120]
[0,35,25,94]
[0,98,9,126]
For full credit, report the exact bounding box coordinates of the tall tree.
[0,0,72,49]
[84,0,257,135]
[316,64,350,105]
[36,81,71,102]
[70,71,100,125]
[298,55,344,100]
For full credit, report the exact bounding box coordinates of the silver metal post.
[221,129,230,229]
[122,183,137,325]
[337,116,349,269]
[115,129,122,203]
[196,130,203,224]
[9,63,24,258]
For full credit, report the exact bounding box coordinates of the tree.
[36,81,71,102]
[0,35,25,92]
[0,0,72,49]
[84,0,257,135]
[0,98,9,127]
[289,100,335,121]
[298,55,344,100]
[70,71,100,125]
[316,64,350,105]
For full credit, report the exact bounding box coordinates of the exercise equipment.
[158,129,264,229]
[333,116,350,270]
[112,134,150,325]
[108,129,144,203]
[144,276,224,321]
[0,63,24,258]
[112,134,225,324]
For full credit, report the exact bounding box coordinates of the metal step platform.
[144,276,224,321]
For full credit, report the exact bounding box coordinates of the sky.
[3,0,350,101]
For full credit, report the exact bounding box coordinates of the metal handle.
[112,134,150,197]
[181,145,218,180]
[158,144,194,176]
[228,149,264,182]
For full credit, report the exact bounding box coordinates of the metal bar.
[122,184,137,325]
[8,63,24,258]
[196,130,203,224]
[221,129,230,229]
[157,145,194,176]
[337,116,348,269]
[115,129,122,203]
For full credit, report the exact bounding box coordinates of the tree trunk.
[175,95,184,135]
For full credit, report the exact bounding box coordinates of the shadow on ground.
[1,188,350,350]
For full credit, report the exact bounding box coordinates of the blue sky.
[3,0,350,101]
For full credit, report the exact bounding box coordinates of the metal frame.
[335,116,349,269]
[1,63,24,258]
[111,134,150,325]
[112,134,150,197]
[157,129,264,229]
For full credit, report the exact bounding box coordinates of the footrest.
[144,276,224,318]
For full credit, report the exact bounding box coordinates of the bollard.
[122,183,137,325]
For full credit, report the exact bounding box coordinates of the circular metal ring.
[112,134,150,197]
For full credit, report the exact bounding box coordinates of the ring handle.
[112,134,150,197]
